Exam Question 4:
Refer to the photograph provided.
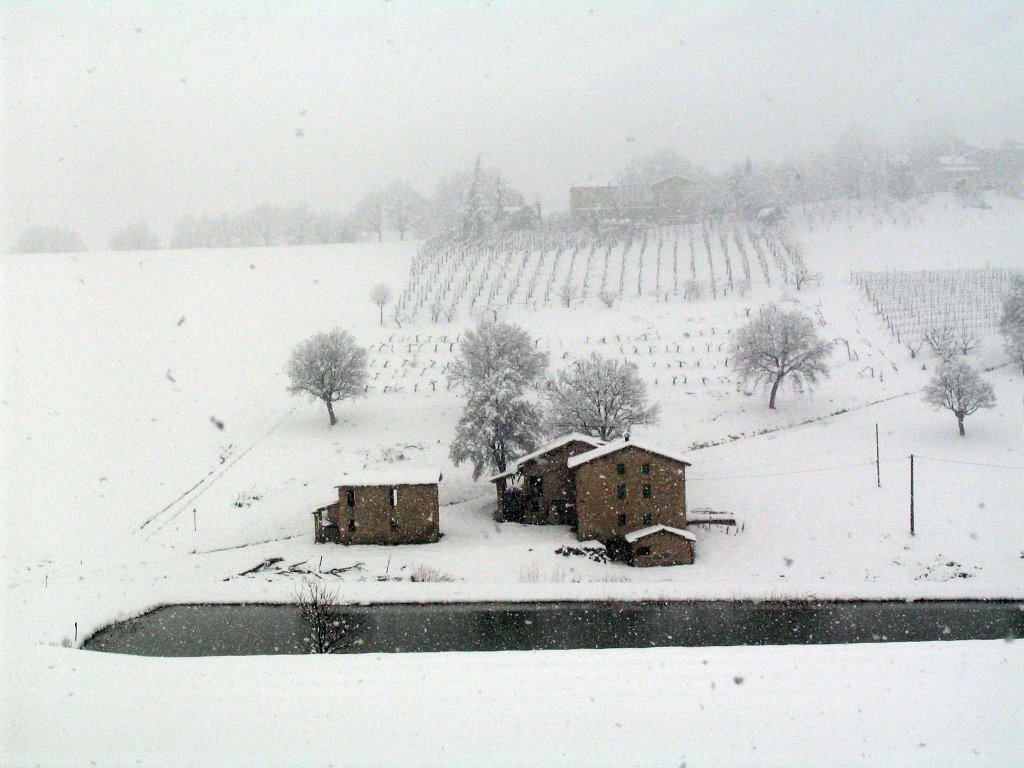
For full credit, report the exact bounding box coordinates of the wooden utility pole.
[909,454,915,536]
[875,423,881,488]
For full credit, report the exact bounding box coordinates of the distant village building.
[492,435,695,566]
[623,524,695,567]
[570,177,698,226]
[314,470,440,545]
[650,175,697,222]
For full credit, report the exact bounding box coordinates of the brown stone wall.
[574,446,687,541]
[629,530,694,567]
[330,484,439,545]
[519,440,598,525]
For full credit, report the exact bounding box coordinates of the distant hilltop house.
[491,434,694,566]
[314,469,440,545]
[889,142,1024,199]
[570,175,698,226]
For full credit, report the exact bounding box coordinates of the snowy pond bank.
[83,599,1024,656]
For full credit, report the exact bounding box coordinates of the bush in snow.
[369,283,392,326]
[730,303,833,409]
[448,321,548,479]
[408,564,455,582]
[295,579,351,653]
[287,329,368,425]
[544,352,659,441]
[923,360,996,437]
[923,324,957,362]
[1000,274,1024,373]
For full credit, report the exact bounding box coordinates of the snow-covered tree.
[462,158,490,241]
[448,321,548,478]
[999,274,1024,373]
[108,220,159,251]
[383,181,427,240]
[730,303,834,409]
[923,360,996,437]
[15,224,84,253]
[369,284,392,326]
[354,190,386,241]
[545,352,659,441]
[287,329,368,426]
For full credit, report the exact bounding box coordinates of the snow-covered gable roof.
[651,174,695,187]
[335,468,441,488]
[624,524,696,543]
[488,467,519,484]
[512,433,605,469]
[566,439,692,469]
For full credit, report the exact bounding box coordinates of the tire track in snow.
[141,405,297,540]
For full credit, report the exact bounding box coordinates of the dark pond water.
[82,600,1024,656]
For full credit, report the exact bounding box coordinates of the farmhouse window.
[529,475,543,496]
[390,518,399,532]
[617,513,627,526]
[346,489,355,507]
[348,519,356,532]
[642,483,652,499]
[642,463,651,475]
[643,513,653,525]
[636,546,651,556]
[531,499,540,514]
[389,488,398,508]
[616,484,627,500]
[616,463,626,475]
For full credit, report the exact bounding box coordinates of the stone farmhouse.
[314,469,440,546]
[491,435,695,566]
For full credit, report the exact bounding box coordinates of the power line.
[688,454,1023,481]
[689,458,904,482]
[913,455,1024,471]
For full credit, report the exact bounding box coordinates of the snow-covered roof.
[335,468,441,487]
[488,467,519,483]
[511,434,605,469]
[624,524,696,543]
[566,439,692,469]
[651,174,695,187]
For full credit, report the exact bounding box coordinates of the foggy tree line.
[14,129,1024,253]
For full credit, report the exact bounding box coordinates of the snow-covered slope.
[2,192,1023,768]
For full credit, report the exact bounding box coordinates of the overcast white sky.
[2,1,1022,247]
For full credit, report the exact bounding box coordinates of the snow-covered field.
[2,193,1023,766]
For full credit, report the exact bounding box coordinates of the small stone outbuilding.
[314,470,440,545]
[623,524,695,567]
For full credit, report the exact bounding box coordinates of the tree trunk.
[957,413,965,437]
[325,398,337,426]
[379,305,384,326]
[768,374,783,409]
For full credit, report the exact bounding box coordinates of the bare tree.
[354,190,386,241]
[545,353,659,441]
[295,579,351,653]
[923,360,996,436]
[370,284,392,325]
[730,303,834,409]
[287,329,368,425]
[558,282,578,308]
[383,181,427,240]
[598,288,617,308]
[449,321,548,478]
[924,325,957,361]
[955,325,980,356]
